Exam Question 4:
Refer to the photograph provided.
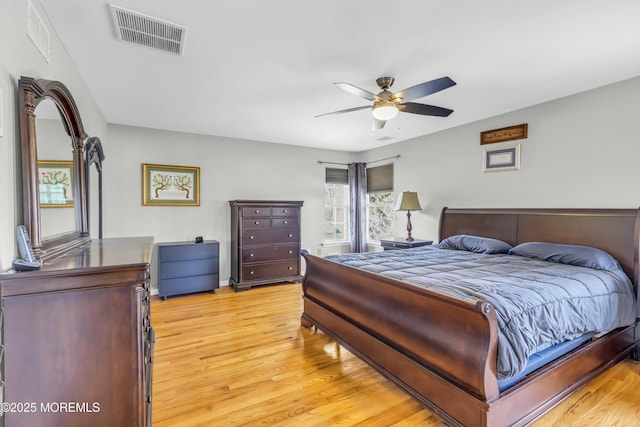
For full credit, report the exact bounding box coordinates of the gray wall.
[105,124,354,289]
[364,76,640,243]
[2,0,640,280]
[0,0,107,270]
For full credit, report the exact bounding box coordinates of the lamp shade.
[394,191,422,211]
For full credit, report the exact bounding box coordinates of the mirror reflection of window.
[35,99,75,238]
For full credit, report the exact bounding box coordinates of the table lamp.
[394,191,422,242]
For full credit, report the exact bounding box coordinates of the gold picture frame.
[142,163,200,206]
[38,160,74,207]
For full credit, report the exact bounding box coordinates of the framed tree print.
[142,163,200,206]
[38,160,74,207]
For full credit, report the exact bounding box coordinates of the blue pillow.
[438,235,513,254]
[508,242,622,271]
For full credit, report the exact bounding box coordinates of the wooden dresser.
[0,237,154,427]
[229,200,303,291]
[157,240,219,300]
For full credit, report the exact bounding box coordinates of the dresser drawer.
[242,206,271,217]
[159,258,219,280]
[242,228,299,245]
[272,207,298,217]
[243,218,271,229]
[158,274,219,297]
[242,244,298,263]
[271,217,297,228]
[158,243,219,262]
[242,261,298,281]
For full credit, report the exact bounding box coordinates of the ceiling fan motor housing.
[376,77,395,90]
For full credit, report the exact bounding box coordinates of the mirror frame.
[18,76,90,259]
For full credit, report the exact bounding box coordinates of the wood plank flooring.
[151,284,640,426]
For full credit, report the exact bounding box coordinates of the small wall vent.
[27,0,50,62]
[109,4,186,55]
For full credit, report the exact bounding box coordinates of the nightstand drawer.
[158,242,219,261]
[159,258,219,280]
[159,274,219,297]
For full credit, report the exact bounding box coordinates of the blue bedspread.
[327,246,636,380]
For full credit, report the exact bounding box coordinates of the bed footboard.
[300,251,500,403]
[301,250,638,427]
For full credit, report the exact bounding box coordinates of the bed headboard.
[439,207,640,293]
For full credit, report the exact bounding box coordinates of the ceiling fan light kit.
[318,76,456,130]
[372,102,398,121]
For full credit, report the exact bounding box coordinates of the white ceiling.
[39,0,640,152]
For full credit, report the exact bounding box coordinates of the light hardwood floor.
[151,284,640,426]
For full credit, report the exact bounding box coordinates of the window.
[324,168,349,242]
[324,164,394,243]
[367,192,394,241]
[366,164,394,241]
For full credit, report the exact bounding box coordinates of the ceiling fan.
[316,76,456,130]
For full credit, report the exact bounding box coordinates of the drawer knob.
[250,270,255,275]
[250,253,254,257]
[250,236,254,240]
[288,250,293,254]
[288,234,293,238]
[288,266,293,270]
[283,220,288,224]
[255,221,260,225]
[283,209,288,213]
[255,209,260,213]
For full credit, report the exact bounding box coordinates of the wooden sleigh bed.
[300,207,640,427]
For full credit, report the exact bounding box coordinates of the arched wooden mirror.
[18,76,90,259]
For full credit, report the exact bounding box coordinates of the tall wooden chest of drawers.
[157,240,220,300]
[229,200,303,291]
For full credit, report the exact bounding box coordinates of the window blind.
[325,167,348,185]
[366,163,393,193]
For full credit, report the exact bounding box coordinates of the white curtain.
[348,162,367,253]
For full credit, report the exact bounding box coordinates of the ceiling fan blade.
[372,118,386,131]
[315,105,371,118]
[393,77,456,102]
[398,102,454,117]
[335,82,379,101]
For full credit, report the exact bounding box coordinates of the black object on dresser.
[229,200,304,291]
[157,240,220,300]
[0,237,154,427]
[380,238,433,250]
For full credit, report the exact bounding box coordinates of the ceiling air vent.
[376,136,396,143]
[109,4,186,55]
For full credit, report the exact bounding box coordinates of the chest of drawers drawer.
[242,260,298,281]
[242,244,298,263]
[242,228,299,246]
[242,206,271,217]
